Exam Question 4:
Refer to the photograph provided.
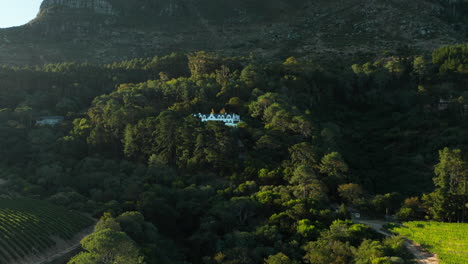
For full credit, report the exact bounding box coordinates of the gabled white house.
[194,113,241,127]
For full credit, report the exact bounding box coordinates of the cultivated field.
[389,221,468,264]
[0,198,93,264]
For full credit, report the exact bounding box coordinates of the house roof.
[38,116,64,120]
[194,113,240,121]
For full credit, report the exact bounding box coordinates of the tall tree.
[425,148,468,222]
[68,229,144,264]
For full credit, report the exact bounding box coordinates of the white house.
[193,113,241,127]
[36,116,64,126]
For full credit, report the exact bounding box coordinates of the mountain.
[0,0,467,65]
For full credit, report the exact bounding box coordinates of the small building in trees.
[193,112,241,127]
[437,98,468,117]
[36,116,64,126]
[438,98,450,111]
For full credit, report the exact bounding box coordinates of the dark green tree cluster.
[422,148,468,222]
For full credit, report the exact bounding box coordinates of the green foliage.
[354,240,386,264]
[424,148,468,222]
[337,203,351,220]
[319,152,348,189]
[303,239,354,264]
[432,44,468,73]
[264,252,295,264]
[296,219,317,239]
[319,152,348,178]
[95,212,121,232]
[68,228,144,264]
[396,197,425,221]
[434,148,467,193]
[338,183,365,205]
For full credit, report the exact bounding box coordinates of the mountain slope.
[0,0,466,65]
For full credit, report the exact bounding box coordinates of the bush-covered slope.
[0,44,467,263]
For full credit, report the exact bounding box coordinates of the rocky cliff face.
[40,0,115,15]
[0,0,466,65]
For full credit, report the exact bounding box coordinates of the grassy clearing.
[389,221,468,264]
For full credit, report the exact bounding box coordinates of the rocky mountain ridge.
[40,0,115,15]
[0,0,467,65]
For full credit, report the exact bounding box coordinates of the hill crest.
[0,0,466,65]
[40,0,116,15]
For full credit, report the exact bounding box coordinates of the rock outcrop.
[40,0,115,15]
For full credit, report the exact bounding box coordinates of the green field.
[0,198,93,264]
[389,221,468,264]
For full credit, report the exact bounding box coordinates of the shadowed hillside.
[0,0,467,65]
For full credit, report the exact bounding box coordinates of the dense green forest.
[0,45,467,264]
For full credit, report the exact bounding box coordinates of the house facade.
[36,116,64,126]
[193,113,241,127]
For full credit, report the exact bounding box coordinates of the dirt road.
[352,218,439,264]
[404,240,439,264]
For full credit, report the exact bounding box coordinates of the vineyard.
[0,198,93,264]
[389,221,468,264]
